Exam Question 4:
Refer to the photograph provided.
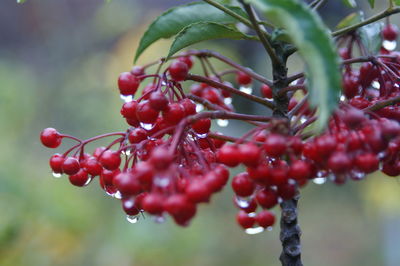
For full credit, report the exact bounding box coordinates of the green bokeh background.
[1,1,400,266]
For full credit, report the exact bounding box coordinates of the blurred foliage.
[0,0,399,266]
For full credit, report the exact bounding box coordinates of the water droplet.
[196,133,208,138]
[154,177,170,187]
[126,215,138,224]
[224,97,232,105]
[52,172,62,178]
[239,86,252,94]
[245,226,264,235]
[120,94,133,102]
[234,196,251,208]
[196,104,204,112]
[140,122,154,130]
[114,191,122,199]
[340,95,346,101]
[84,177,93,186]
[300,117,307,124]
[372,81,380,89]
[317,170,328,178]
[383,40,397,51]
[313,177,326,185]
[122,149,131,156]
[217,119,229,127]
[267,226,273,232]
[153,215,165,224]
[349,170,365,181]
[248,212,257,218]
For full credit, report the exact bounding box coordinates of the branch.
[203,0,253,28]
[366,96,400,111]
[186,73,275,109]
[332,7,400,37]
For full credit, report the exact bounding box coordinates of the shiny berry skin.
[149,91,169,111]
[256,188,278,209]
[100,150,121,170]
[382,24,398,41]
[40,128,62,148]
[93,147,106,159]
[185,180,211,203]
[232,172,255,197]
[82,157,102,176]
[100,169,120,186]
[191,118,211,134]
[236,71,252,85]
[263,134,287,157]
[135,161,154,185]
[62,157,80,175]
[256,210,275,228]
[136,101,159,124]
[181,98,197,116]
[113,172,141,196]
[128,128,148,144]
[354,153,379,174]
[261,84,273,98]
[328,152,352,174]
[49,154,64,173]
[239,143,261,167]
[162,103,185,124]
[130,65,145,76]
[121,197,140,216]
[149,147,173,170]
[69,169,90,187]
[142,193,164,215]
[236,211,256,229]
[169,61,189,81]
[118,72,140,96]
[278,183,296,200]
[217,145,240,167]
[120,101,138,119]
[289,160,312,181]
[315,135,337,158]
[178,56,194,69]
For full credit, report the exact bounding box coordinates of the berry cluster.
[41,23,400,233]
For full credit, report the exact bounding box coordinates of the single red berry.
[130,65,145,76]
[315,135,337,158]
[191,118,211,134]
[135,161,154,185]
[40,128,62,148]
[236,211,256,229]
[261,84,273,98]
[82,157,102,176]
[118,72,140,96]
[217,145,240,167]
[120,100,138,119]
[69,169,90,187]
[169,61,189,81]
[93,147,106,159]
[100,150,121,170]
[341,108,365,129]
[328,152,352,174]
[142,193,164,215]
[255,188,278,209]
[121,197,140,216]
[164,194,196,222]
[339,47,351,60]
[136,100,159,124]
[100,168,120,186]
[113,172,141,196]
[49,154,64,173]
[256,210,275,228]
[289,160,312,181]
[62,157,80,175]
[343,75,360,99]
[278,183,296,200]
[270,165,289,186]
[149,91,169,111]
[263,134,287,157]
[178,56,194,69]
[232,172,255,197]
[181,98,197,116]
[162,103,185,124]
[354,153,379,174]
[236,71,252,85]
[239,143,261,167]
[185,180,212,203]
[149,147,173,170]
[235,197,258,213]
[382,24,398,41]
[128,128,148,144]
[247,164,271,184]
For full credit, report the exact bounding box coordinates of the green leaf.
[357,22,383,54]
[393,0,400,5]
[342,0,357,8]
[16,0,26,3]
[168,22,254,57]
[368,0,375,8]
[335,12,363,30]
[247,0,341,130]
[134,2,247,62]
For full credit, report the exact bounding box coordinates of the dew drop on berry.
[84,176,93,186]
[313,177,326,185]
[120,94,134,103]
[196,104,204,112]
[383,40,397,51]
[234,196,251,208]
[372,81,380,89]
[245,226,264,235]
[196,133,208,138]
[349,170,365,181]
[126,215,139,224]
[52,172,62,178]
[153,215,166,224]
[340,95,346,101]
[154,176,170,187]
[217,119,229,127]
[114,191,123,199]
[224,97,232,105]
[140,122,155,131]
[239,86,252,94]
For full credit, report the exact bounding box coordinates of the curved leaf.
[134,2,247,62]
[247,0,342,130]
[368,0,375,8]
[168,22,254,57]
[342,0,357,8]
[336,12,363,30]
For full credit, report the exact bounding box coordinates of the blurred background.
[1,0,400,265]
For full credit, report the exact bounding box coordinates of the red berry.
[278,183,296,200]
[149,147,173,170]
[185,180,211,203]
[289,160,312,181]
[236,211,256,229]
[261,84,273,98]
[113,172,141,196]
[82,157,102,176]
[69,169,90,187]
[120,100,138,119]
[164,194,196,222]
[135,161,154,185]
[49,154,64,173]
[181,98,197,116]
[169,61,189,81]
[62,157,80,175]
[191,118,211,134]
[136,101,159,124]
[100,150,121,170]
[236,71,252,85]
[217,145,240,167]
[149,91,169,111]
[354,153,379,174]
[100,169,120,186]
[256,210,275,228]
[315,135,337,158]
[328,152,352,174]
[255,188,278,209]
[232,172,255,197]
[162,103,185,124]
[178,56,194,69]
[93,147,106,159]
[121,197,140,216]
[239,143,261,167]
[130,66,145,76]
[128,128,148,144]
[142,193,164,215]
[382,24,398,41]
[264,134,287,157]
[118,72,140,96]
[247,164,271,184]
[40,128,62,148]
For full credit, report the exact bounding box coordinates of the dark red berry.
[255,188,278,209]
[121,197,140,216]
[236,71,252,85]
[162,103,185,124]
[264,134,287,157]
[328,152,352,174]
[149,91,169,111]
[82,157,102,176]
[113,172,141,196]
[118,72,140,96]
[261,84,273,98]
[382,24,398,41]
[128,128,148,144]
[100,150,121,170]
[191,118,211,134]
[142,193,164,215]
[256,210,275,228]
[136,101,159,124]
[236,211,256,229]
[169,61,189,81]
[217,145,240,167]
[120,100,138,119]
[232,172,255,197]
[40,128,62,148]
[69,169,90,187]
[49,154,64,173]
[354,153,379,174]
[62,157,80,175]
[239,143,261,167]
[185,180,211,203]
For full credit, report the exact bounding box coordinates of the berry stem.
[366,95,400,111]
